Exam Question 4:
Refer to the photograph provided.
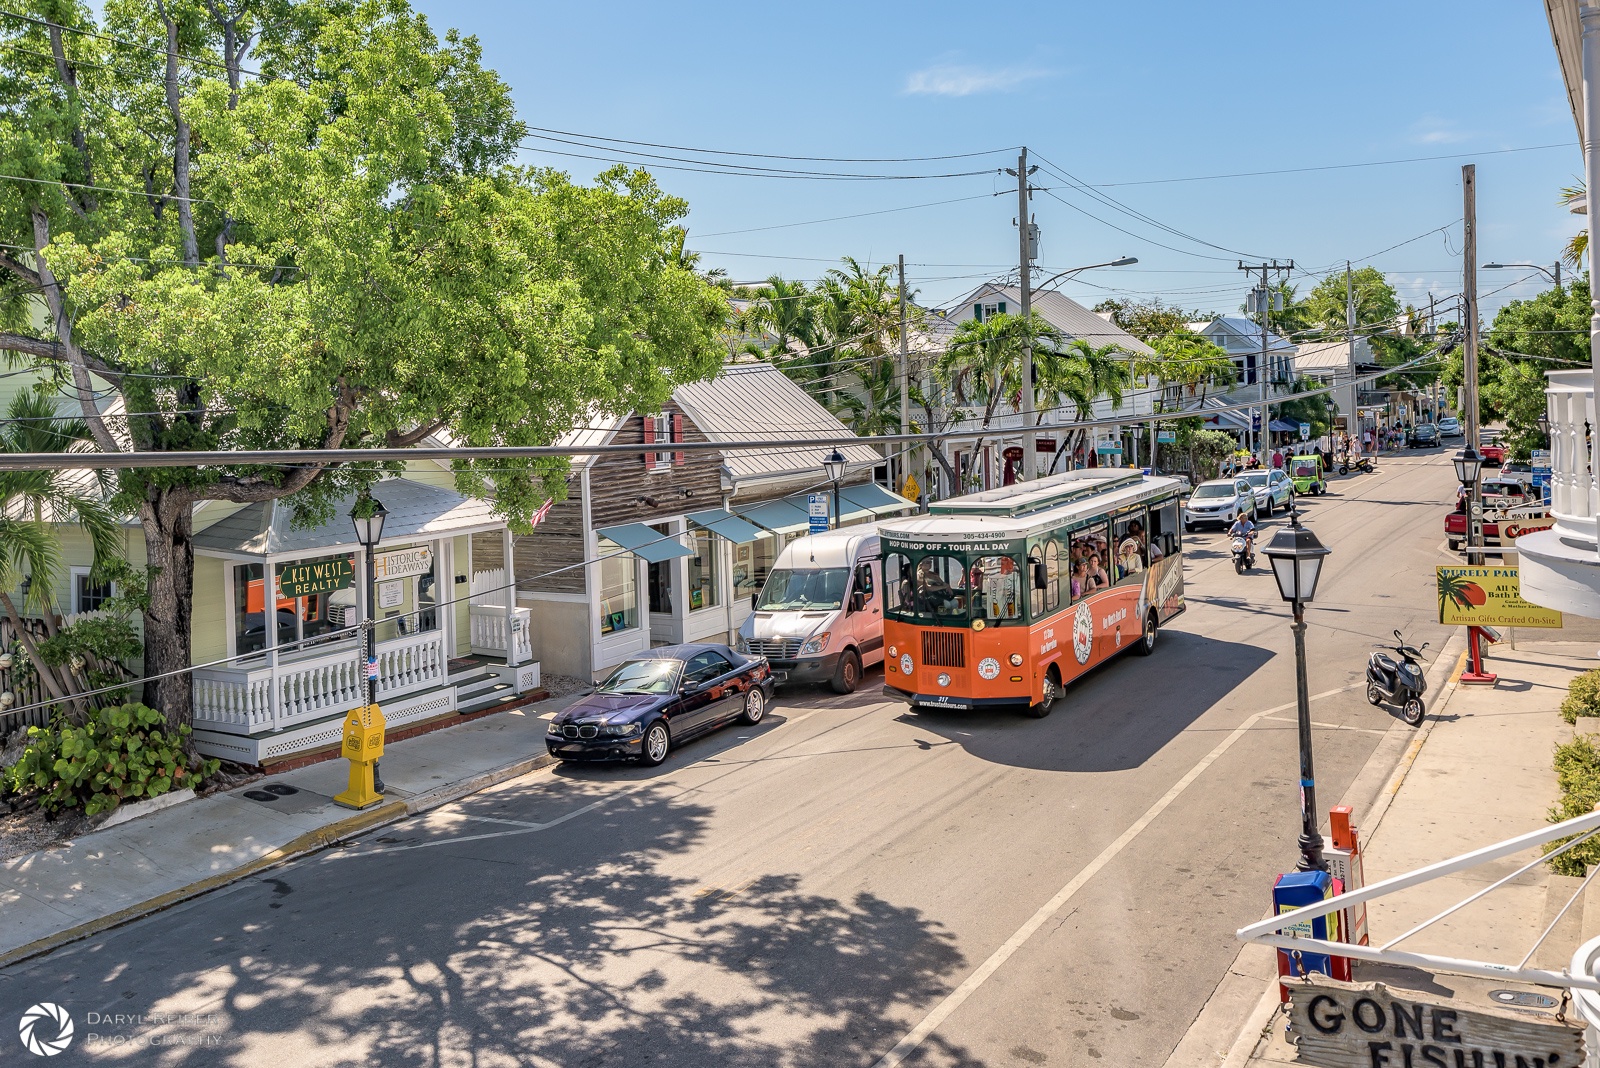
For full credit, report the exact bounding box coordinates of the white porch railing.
[1546,369,1598,544]
[192,630,448,735]
[468,604,532,661]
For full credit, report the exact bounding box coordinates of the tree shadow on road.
[0,779,984,1068]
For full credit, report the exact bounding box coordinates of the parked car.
[546,643,776,766]
[1240,468,1295,515]
[1497,460,1535,490]
[738,525,884,693]
[1288,453,1328,496]
[1182,477,1257,531]
[1478,441,1506,465]
[1407,424,1440,448]
[1437,416,1462,437]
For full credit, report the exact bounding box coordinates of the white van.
[736,524,884,693]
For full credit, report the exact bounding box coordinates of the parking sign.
[808,493,829,533]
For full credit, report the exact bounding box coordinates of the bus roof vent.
[929,469,1147,519]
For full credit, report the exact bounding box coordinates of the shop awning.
[685,508,768,544]
[595,522,693,563]
[1268,419,1301,433]
[734,497,812,535]
[839,482,916,517]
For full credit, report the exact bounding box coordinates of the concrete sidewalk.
[1223,639,1592,1065]
[0,694,582,968]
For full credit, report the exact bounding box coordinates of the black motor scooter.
[1367,629,1429,726]
[1337,451,1374,475]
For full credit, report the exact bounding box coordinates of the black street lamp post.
[351,493,388,793]
[822,449,846,530]
[1263,508,1332,873]
[1454,447,1485,566]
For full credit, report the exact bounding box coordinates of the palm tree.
[834,354,919,439]
[936,312,1069,485]
[752,275,817,363]
[1562,183,1587,268]
[0,389,123,716]
[1040,340,1134,473]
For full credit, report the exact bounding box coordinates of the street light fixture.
[1033,257,1139,292]
[821,448,847,530]
[351,492,387,794]
[1262,507,1333,873]
[1483,262,1562,288]
[1452,446,1484,489]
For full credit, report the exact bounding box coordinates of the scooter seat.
[1372,653,1398,673]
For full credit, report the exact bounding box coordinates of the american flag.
[531,497,554,527]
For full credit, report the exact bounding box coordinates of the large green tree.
[1091,297,1214,344]
[0,0,727,727]
[1301,266,1400,337]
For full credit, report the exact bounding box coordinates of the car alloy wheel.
[740,687,766,725]
[641,721,670,766]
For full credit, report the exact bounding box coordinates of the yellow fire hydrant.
[333,703,386,809]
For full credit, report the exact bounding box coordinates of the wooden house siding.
[589,406,725,529]
[471,476,586,595]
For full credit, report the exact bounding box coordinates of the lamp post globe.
[1452,447,1483,489]
[822,449,847,530]
[1261,508,1333,873]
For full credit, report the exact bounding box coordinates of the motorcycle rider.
[1228,512,1256,562]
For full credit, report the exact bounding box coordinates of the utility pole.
[898,253,912,502]
[1346,262,1357,443]
[1008,148,1039,479]
[1463,163,1485,566]
[1239,260,1295,466]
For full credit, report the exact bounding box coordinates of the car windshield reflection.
[597,658,683,696]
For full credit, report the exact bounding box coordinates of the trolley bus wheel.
[830,649,861,695]
[1024,670,1060,719]
[1132,610,1159,656]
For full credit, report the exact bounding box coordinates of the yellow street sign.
[1436,566,1562,628]
[900,473,921,501]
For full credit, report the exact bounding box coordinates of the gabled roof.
[674,362,880,486]
[190,477,502,558]
[1199,316,1296,354]
[951,284,1155,356]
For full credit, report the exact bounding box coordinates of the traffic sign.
[900,473,920,501]
[1299,422,1311,441]
[808,493,829,533]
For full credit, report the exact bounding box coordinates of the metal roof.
[673,362,882,486]
[883,475,1185,542]
[1200,316,1297,354]
[190,478,502,557]
[951,284,1156,356]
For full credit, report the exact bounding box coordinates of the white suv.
[1240,469,1294,516]
[1183,477,1257,531]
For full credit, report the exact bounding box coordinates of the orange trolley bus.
[880,469,1186,716]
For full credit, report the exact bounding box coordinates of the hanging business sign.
[373,546,433,581]
[1287,977,1584,1068]
[277,556,354,599]
[1436,565,1562,628]
[377,580,404,610]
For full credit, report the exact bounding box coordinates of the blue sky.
[410,1,1583,323]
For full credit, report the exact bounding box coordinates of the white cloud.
[1409,115,1473,145]
[903,63,1052,97]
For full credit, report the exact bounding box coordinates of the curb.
[0,752,559,971]
[1208,632,1471,1066]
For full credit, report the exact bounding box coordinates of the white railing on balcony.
[468,604,532,661]
[192,630,448,736]
[1546,369,1598,545]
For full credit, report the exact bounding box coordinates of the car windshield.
[1241,473,1268,487]
[597,658,682,695]
[1291,459,1318,477]
[755,568,848,611]
[1193,483,1234,499]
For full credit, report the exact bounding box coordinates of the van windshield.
[756,568,848,611]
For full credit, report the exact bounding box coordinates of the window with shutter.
[672,413,685,466]
[642,415,657,471]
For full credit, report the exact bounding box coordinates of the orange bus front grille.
[922,631,966,668]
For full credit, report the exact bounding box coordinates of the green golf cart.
[1289,453,1327,495]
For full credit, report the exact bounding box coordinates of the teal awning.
[839,482,915,517]
[734,497,811,535]
[686,508,768,544]
[596,522,693,563]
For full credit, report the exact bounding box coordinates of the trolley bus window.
[970,556,1023,622]
[1071,524,1110,600]
[887,553,970,622]
[1149,500,1179,560]
[886,553,910,614]
[1113,512,1147,584]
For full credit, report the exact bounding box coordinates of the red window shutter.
[672,413,685,466]
[642,416,657,471]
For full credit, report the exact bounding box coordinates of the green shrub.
[1548,734,1600,875]
[1562,670,1600,724]
[3,703,218,816]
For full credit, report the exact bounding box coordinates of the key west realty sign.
[1288,978,1583,1067]
[277,557,354,599]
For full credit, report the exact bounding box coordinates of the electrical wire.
[1086,143,1575,189]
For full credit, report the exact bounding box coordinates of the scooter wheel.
[1235,557,1246,574]
[1367,683,1384,706]
[1402,697,1425,726]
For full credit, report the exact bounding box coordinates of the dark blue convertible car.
[546,643,776,766]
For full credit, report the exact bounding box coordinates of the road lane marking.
[870,682,1361,1068]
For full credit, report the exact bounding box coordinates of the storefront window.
[733,537,766,600]
[688,528,719,611]
[598,539,639,635]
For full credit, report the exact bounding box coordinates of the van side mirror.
[849,590,865,613]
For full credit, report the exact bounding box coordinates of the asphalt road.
[0,449,1483,1067]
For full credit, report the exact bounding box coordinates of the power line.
[1086,143,1576,188]
[522,126,1016,165]
[691,193,998,238]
